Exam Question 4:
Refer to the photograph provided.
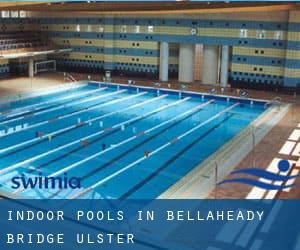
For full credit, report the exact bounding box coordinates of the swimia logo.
[11,173,81,190]
[218,160,300,190]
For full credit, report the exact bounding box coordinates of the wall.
[1,10,300,91]
[0,16,40,77]
[0,59,9,79]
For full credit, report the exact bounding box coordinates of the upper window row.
[239,29,283,40]
[1,11,27,18]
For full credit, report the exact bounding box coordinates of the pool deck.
[0,72,299,199]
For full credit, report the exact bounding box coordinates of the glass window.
[10,11,19,18]
[135,25,140,33]
[239,29,248,38]
[120,25,127,33]
[1,11,10,18]
[256,30,266,39]
[148,25,154,33]
[274,31,283,40]
[19,11,26,18]
[98,26,104,33]
[86,24,92,32]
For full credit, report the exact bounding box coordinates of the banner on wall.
[0,199,299,250]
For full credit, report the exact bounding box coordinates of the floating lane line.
[0,89,126,139]
[12,94,167,173]
[0,83,84,116]
[0,85,91,119]
[8,96,189,182]
[1,87,108,122]
[12,95,173,195]
[120,113,234,199]
[1,93,169,177]
[0,91,148,156]
[45,97,191,177]
[48,99,214,179]
[69,102,240,199]
[0,87,108,126]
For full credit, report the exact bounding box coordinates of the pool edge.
[158,103,290,199]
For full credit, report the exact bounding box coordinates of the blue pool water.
[0,82,267,199]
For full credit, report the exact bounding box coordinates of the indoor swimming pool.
[0,82,268,199]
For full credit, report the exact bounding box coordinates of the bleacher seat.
[0,31,54,54]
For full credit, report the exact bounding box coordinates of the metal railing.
[64,72,77,83]
[264,96,282,109]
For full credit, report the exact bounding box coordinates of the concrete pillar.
[159,41,169,82]
[178,43,195,83]
[29,58,34,78]
[202,45,219,85]
[194,44,203,81]
[220,45,230,87]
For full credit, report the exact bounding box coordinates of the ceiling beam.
[0,2,297,14]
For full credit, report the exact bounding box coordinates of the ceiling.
[0,1,298,14]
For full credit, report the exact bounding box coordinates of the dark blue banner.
[0,199,299,250]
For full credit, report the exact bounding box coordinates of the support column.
[159,41,169,82]
[220,45,230,87]
[29,58,34,78]
[202,45,219,85]
[178,43,195,83]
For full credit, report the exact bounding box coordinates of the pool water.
[0,82,267,199]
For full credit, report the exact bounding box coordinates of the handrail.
[152,82,161,89]
[64,72,77,83]
[264,96,282,109]
[180,84,187,92]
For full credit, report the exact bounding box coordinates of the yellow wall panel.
[233,46,286,58]
[231,63,285,76]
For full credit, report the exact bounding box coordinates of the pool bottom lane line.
[69,102,240,199]
[0,91,150,156]
[0,83,84,117]
[8,94,168,180]
[46,99,215,180]
[13,96,193,195]
[1,86,107,123]
[5,95,188,181]
[0,87,109,126]
[120,114,234,199]
[0,89,126,138]
[0,92,155,174]
[45,97,191,175]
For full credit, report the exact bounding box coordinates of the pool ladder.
[264,96,282,109]
[153,82,161,96]
[64,72,77,83]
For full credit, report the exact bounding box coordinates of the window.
[120,25,127,33]
[86,25,92,32]
[19,11,26,18]
[10,11,19,18]
[1,11,10,18]
[240,29,248,38]
[76,24,81,32]
[148,25,154,33]
[97,26,104,33]
[134,25,140,33]
[256,30,266,39]
[274,31,283,40]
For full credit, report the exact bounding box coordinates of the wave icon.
[218,160,300,190]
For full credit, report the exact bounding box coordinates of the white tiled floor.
[279,141,296,155]
[288,129,300,141]
[292,143,300,157]
[247,124,300,199]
